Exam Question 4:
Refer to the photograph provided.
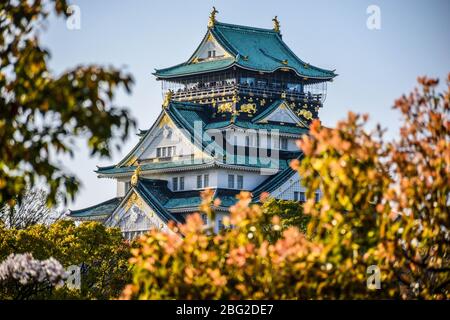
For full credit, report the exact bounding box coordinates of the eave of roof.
[68,197,123,217]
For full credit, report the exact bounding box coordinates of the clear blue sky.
[40,0,450,210]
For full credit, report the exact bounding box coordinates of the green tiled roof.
[164,189,240,209]
[99,101,305,176]
[205,119,308,135]
[96,159,214,175]
[235,121,307,135]
[154,58,235,78]
[251,99,283,123]
[69,197,122,218]
[154,21,336,80]
[252,153,304,200]
[136,179,182,223]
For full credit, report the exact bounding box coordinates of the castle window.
[208,50,216,58]
[172,177,178,191]
[156,146,176,159]
[204,174,209,188]
[228,174,235,188]
[281,137,288,150]
[287,83,301,92]
[197,175,202,188]
[237,175,244,189]
[267,134,272,149]
[240,77,255,86]
[256,79,267,87]
[271,81,281,89]
[180,177,185,190]
[315,192,320,202]
[218,218,225,231]
[294,191,306,202]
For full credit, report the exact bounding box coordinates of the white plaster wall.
[196,36,229,60]
[139,125,200,160]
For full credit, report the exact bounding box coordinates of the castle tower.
[69,10,336,239]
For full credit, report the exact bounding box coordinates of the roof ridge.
[214,21,277,34]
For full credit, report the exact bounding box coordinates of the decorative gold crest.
[124,193,145,212]
[162,90,173,108]
[297,109,313,120]
[208,7,219,28]
[239,103,257,114]
[131,165,141,187]
[125,156,138,167]
[272,16,280,33]
[218,102,233,113]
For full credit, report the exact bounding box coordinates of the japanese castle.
[69,9,336,239]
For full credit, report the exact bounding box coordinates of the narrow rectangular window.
[197,175,202,189]
[294,191,299,201]
[315,192,320,202]
[180,177,184,190]
[218,218,225,231]
[162,147,167,157]
[228,174,235,189]
[237,175,244,189]
[172,177,178,191]
[172,146,176,156]
[245,136,250,147]
[300,191,306,202]
[156,148,161,157]
[267,134,272,149]
[204,174,209,188]
[281,137,288,150]
[167,146,172,157]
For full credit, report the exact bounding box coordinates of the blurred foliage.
[0,220,131,299]
[261,198,308,242]
[0,0,135,206]
[123,75,449,300]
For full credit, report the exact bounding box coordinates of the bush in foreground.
[0,220,131,299]
[123,75,449,300]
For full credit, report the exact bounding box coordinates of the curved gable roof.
[154,21,336,80]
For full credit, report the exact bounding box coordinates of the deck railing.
[169,84,324,103]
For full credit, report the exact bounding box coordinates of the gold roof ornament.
[131,164,141,187]
[208,7,219,28]
[272,16,280,33]
[162,90,173,108]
